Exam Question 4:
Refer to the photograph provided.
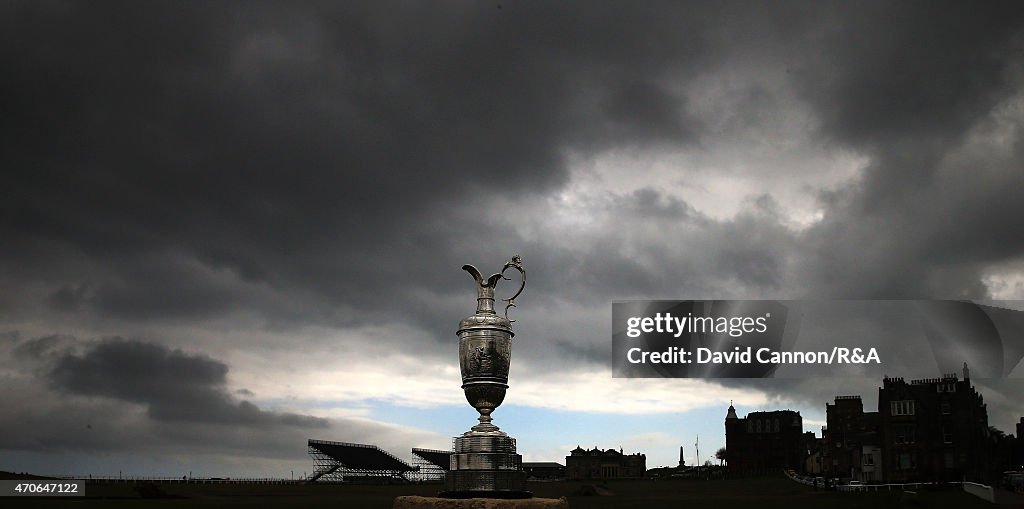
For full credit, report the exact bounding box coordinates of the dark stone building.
[565,447,646,480]
[822,396,882,481]
[878,369,990,483]
[1018,417,1024,468]
[522,462,565,479]
[724,404,805,473]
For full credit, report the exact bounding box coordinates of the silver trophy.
[442,255,530,498]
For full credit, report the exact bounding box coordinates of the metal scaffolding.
[307,439,416,483]
[410,447,452,482]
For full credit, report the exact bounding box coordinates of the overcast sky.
[3,1,1024,477]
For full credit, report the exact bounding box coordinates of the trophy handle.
[500,255,526,322]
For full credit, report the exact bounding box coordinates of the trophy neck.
[476,284,496,314]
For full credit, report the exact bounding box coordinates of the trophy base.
[445,430,527,494]
[443,467,527,493]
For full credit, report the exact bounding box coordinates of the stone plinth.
[393,496,569,509]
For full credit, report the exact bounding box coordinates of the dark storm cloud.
[505,189,790,310]
[89,257,243,320]
[12,334,72,360]
[801,2,1022,146]
[0,0,724,327]
[0,1,856,334]
[2,335,439,467]
[799,147,1024,299]
[3,1,1022,330]
[500,190,802,377]
[47,283,91,312]
[0,373,421,466]
[46,337,327,427]
[789,2,1024,299]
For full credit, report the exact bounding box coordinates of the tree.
[715,447,727,466]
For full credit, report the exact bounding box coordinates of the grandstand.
[410,448,452,482]
[306,439,417,483]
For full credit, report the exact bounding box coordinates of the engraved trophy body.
[442,255,530,498]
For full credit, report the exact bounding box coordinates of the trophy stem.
[470,410,501,433]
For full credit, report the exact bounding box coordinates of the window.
[940,401,951,415]
[773,419,780,433]
[756,420,762,433]
[897,453,916,470]
[894,424,916,444]
[944,452,955,468]
[863,454,874,466]
[891,400,915,416]
[942,425,953,444]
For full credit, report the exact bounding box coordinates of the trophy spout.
[462,255,526,319]
[462,264,502,314]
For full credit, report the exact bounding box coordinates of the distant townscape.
[725,365,1023,487]
[305,365,1023,493]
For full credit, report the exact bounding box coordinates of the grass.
[7,474,995,508]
